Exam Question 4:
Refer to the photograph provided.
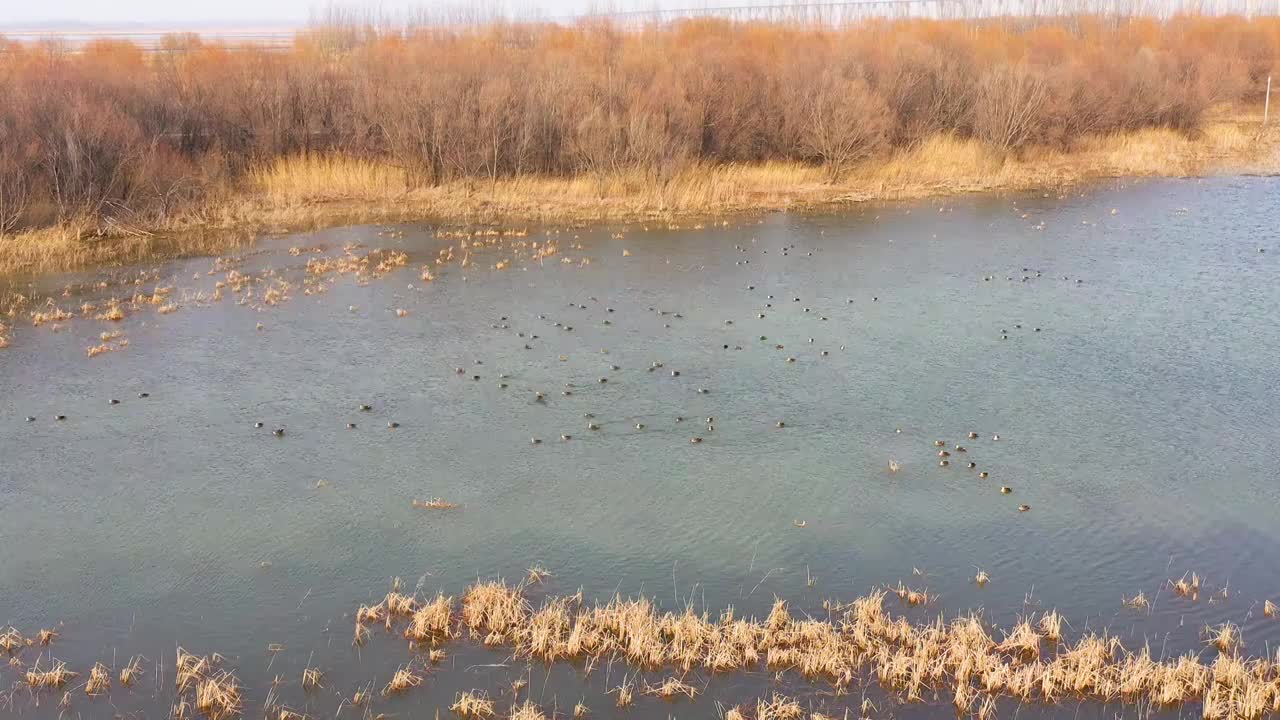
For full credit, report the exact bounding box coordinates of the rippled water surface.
[1,177,1278,718]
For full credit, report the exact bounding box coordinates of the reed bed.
[346,580,1280,719]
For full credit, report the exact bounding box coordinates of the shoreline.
[2,112,1277,282]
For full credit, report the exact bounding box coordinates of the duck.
[531,437,542,445]
[939,459,950,467]
[254,422,264,429]
[691,437,703,444]
[387,422,400,429]
[967,431,979,439]
[954,445,966,452]
[1001,487,1012,494]
[934,440,946,447]
[979,471,989,479]
[347,423,357,429]
[138,392,150,398]
[25,416,35,422]
[588,423,600,430]
[635,423,645,430]
[967,462,976,469]
[992,434,1001,441]
[776,421,786,428]
[55,415,66,421]
[109,399,120,405]
[938,450,951,457]
[1018,504,1031,511]
[273,428,286,437]
[561,434,571,441]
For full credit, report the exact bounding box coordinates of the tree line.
[0,14,1276,233]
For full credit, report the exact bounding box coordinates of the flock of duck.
[10,229,1092,522]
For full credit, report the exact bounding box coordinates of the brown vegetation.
[342,579,1280,719]
[1,15,1278,276]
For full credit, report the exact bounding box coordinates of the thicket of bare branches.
[0,15,1276,231]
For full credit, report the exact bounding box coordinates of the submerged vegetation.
[1,14,1278,274]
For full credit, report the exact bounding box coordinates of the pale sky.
[0,0,657,26]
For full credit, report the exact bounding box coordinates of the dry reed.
[26,659,76,690]
[382,664,422,696]
[120,656,143,687]
[509,701,546,720]
[451,691,497,718]
[85,662,110,695]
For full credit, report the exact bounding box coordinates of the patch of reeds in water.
[382,664,422,696]
[25,659,76,690]
[85,661,110,695]
[175,648,242,720]
[451,691,497,718]
[346,579,1280,719]
[120,656,143,687]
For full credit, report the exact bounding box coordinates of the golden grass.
[509,701,547,720]
[301,666,322,690]
[382,664,422,696]
[451,691,497,718]
[328,577,1280,718]
[120,656,143,687]
[0,627,24,653]
[1265,600,1277,618]
[645,676,699,700]
[25,659,76,690]
[85,662,110,695]
[3,110,1276,280]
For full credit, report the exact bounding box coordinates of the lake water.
[1,176,1278,718]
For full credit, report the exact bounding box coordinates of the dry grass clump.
[974,570,990,587]
[451,691,497,718]
[194,672,243,720]
[757,694,804,720]
[1172,572,1202,598]
[173,648,242,720]
[336,577,1280,716]
[120,656,143,687]
[525,565,552,584]
[1207,623,1240,653]
[85,662,111,695]
[1264,600,1276,618]
[1124,592,1150,611]
[1038,610,1064,643]
[382,664,422,696]
[645,676,699,699]
[509,701,547,720]
[26,659,77,689]
[0,627,24,653]
[612,679,635,707]
[406,593,456,642]
[301,666,323,690]
[36,628,58,646]
[891,582,931,607]
[462,581,530,643]
[572,702,589,718]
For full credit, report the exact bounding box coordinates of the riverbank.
[2,109,1276,280]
